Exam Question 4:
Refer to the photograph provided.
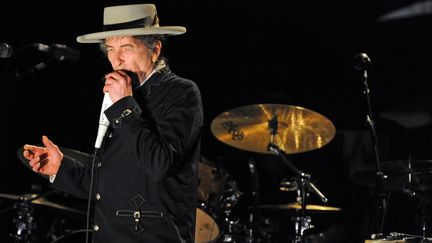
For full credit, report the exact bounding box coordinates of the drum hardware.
[245,158,260,243]
[210,103,336,243]
[355,159,432,241]
[197,157,230,209]
[11,196,36,243]
[0,191,86,243]
[215,157,264,243]
[0,192,86,215]
[220,214,248,243]
[221,180,242,210]
[266,110,328,243]
[365,232,432,243]
[279,179,298,192]
[292,215,313,240]
[268,143,328,243]
[388,232,432,242]
[353,159,432,193]
[196,155,250,242]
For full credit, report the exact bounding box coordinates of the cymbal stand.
[267,143,327,243]
[11,196,36,243]
[246,157,260,243]
[10,190,58,243]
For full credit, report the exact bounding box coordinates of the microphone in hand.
[95,92,113,149]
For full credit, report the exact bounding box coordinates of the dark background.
[2,0,432,242]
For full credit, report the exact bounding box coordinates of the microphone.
[95,92,113,149]
[353,52,371,71]
[0,43,13,58]
[13,43,80,78]
[34,43,80,61]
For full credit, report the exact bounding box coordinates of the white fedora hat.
[77,4,186,43]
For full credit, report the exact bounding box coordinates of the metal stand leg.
[11,199,36,243]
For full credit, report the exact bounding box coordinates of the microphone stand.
[360,67,387,235]
[267,115,327,243]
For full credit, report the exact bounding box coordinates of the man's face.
[105,36,156,78]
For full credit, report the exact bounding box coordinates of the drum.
[198,157,229,208]
[196,157,244,242]
[50,229,90,243]
[195,204,221,243]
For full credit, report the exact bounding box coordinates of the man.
[22,3,203,243]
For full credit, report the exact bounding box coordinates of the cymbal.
[17,146,92,180]
[257,202,341,211]
[353,159,432,192]
[211,104,336,154]
[0,193,85,214]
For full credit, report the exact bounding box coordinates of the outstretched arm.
[23,135,63,176]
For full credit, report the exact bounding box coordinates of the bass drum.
[50,229,90,243]
[195,204,221,243]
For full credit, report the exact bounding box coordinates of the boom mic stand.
[267,115,327,243]
[354,53,387,236]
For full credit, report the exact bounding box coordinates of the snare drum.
[195,204,221,243]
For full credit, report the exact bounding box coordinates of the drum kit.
[196,103,342,243]
[0,147,91,243]
[3,103,344,243]
[0,191,87,243]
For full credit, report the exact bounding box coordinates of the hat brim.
[76,26,186,43]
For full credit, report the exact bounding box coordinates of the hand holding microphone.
[95,70,139,149]
[103,70,139,103]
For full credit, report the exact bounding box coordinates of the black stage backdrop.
[2,1,432,243]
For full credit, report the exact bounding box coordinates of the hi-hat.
[0,193,85,214]
[211,104,336,154]
[257,202,341,211]
[353,159,432,192]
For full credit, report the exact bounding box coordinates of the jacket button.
[95,193,101,200]
[93,225,99,231]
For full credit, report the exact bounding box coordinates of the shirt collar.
[139,60,166,87]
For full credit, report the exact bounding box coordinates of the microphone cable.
[85,148,99,243]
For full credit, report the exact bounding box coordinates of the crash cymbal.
[211,104,336,154]
[0,193,85,214]
[353,159,432,192]
[257,202,341,211]
[17,145,92,180]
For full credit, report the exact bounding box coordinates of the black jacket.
[53,67,203,243]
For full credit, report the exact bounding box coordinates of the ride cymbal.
[0,193,85,214]
[257,203,341,211]
[211,104,336,154]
